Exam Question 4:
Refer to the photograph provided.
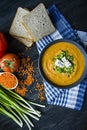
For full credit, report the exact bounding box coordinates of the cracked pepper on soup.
[41,42,85,86]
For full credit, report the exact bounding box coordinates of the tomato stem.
[6,61,13,68]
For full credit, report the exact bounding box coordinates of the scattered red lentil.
[35,82,45,101]
[39,91,45,102]
[14,52,45,101]
[15,53,34,97]
[24,74,34,86]
[15,87,28,97]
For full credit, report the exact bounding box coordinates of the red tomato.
[0,33,8,58]
[0,53,20,73]
[0,50,6,58]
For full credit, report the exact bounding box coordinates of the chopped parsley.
[53,50,75,76]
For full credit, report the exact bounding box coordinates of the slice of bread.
[15,36,33,47]
[22,3,55,42]
[9,7,33,40]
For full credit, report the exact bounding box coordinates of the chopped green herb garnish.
[53,50,75,76]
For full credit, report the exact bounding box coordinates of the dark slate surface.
[0,0,87,130]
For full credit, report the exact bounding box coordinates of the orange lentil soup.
[41,42,85,86]
[0,72,18,89]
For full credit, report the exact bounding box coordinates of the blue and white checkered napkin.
[36,5,87,110]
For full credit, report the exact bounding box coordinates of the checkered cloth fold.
[36,5,87,110]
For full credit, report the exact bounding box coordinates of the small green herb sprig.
[53,50,75,76]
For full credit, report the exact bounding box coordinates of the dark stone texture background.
[0,0,87,130]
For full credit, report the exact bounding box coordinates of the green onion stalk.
[0,85,45,130]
